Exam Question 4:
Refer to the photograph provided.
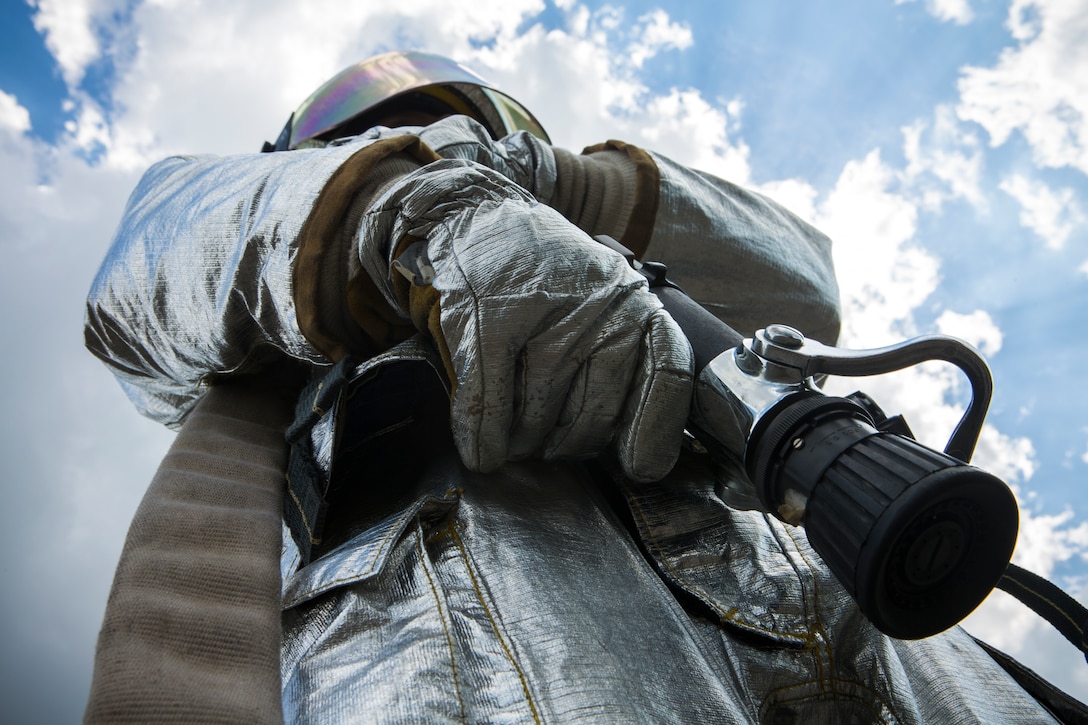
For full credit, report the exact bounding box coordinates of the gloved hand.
[358,158,694,482]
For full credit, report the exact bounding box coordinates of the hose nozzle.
[747,394,1018,639]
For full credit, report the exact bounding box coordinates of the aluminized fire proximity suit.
[85,115,1062,723]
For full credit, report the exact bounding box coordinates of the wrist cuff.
[552,141,660,258]
[294,136,440,361]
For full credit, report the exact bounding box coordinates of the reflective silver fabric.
[87,115,1057,722]
[84,143,365,426]
[279,345,1057,724]
[83,118,558,428]
[359,159,693,481]
[84,115,836,428]
[646,152,840,345]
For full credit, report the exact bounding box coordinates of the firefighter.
[85,51,1072,723]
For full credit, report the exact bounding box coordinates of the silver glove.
[359,159,694,481]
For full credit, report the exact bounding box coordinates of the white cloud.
[456,14,646,146]
[972,422,1037,485]
[632,89,750,182]
[1014,508,1088,576]
[803,147,1022,479]
[1008,0,1045,41]
[65,96,110,153]
[929,0,974,24]
[54,0,556,163]
[27,0,738,180]
[805,151,1037,513]
[0,103,176,720]
[459,5,746,178]
[0,90,31,134]
[628,9,693,68]
[814,149,935,347]
[902,105,985,211]
[957,0,1088,173]
[999,173,1085,250]
[895,0,974,25]
[47,0,738,178]
[757,177,819,225]
[27,0,122,87]
[936,309,1003,355]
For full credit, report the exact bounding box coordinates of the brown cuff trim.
[344,268,416,356]
[582,140,660,259]
[387,235,458,392]
[294,136,442,361]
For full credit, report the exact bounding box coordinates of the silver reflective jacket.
[86,117,1059,723]
[277,339,1057,724]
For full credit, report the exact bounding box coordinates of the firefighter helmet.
[264,50,549,151]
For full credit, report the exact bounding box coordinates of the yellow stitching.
[782,525,832,688]
[446,521,541,724]
[285,473,321,546]
[619,478,811,643]
[1003,576,1086,638]
[776,527,905,723]
[417,525,467,724]
[312,380,326,416]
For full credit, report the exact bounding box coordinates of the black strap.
[998,563,1088,664]
[284,356,358,564]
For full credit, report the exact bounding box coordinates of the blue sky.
[1,0,1087,719]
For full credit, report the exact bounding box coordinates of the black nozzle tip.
[748,394,1019,640]
[853,463,1018,639]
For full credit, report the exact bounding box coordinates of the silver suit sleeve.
[84,144,368,427]
[645,152,842,344]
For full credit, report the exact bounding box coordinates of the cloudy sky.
[2,0,1087,719]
